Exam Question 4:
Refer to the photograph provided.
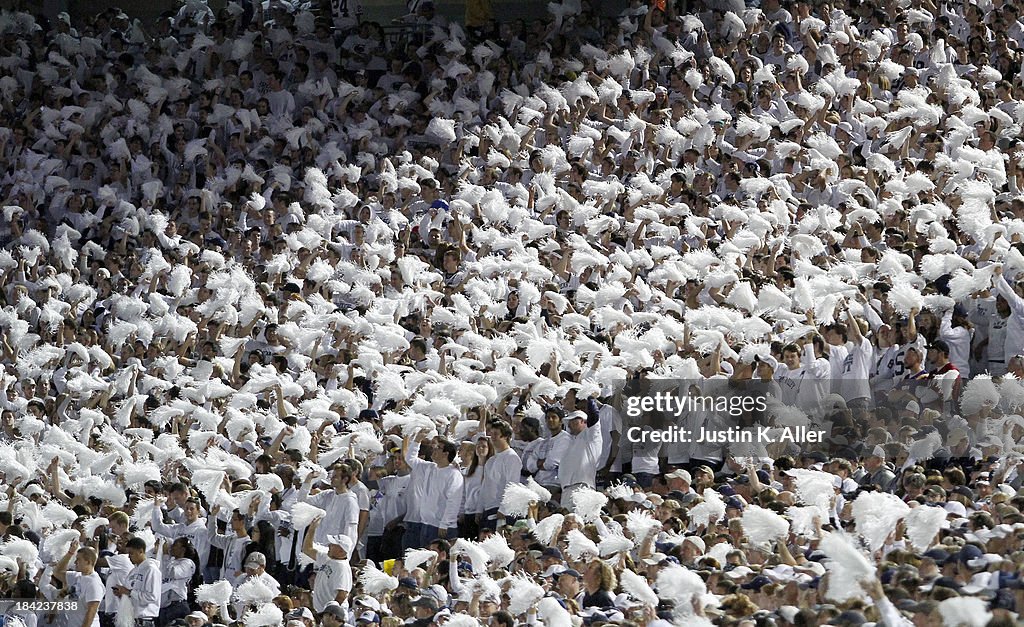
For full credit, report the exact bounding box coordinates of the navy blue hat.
[542,547,563,560]
[756,470,771,483]
[923,548,951,565]
[958,545,984,563]
[358,409,379,421]
[807,550,827,562]
[559,569,583,579]
[398,577,419,590]
[719,485,737,497]
[430,199,449,211]
[741,575,772,591]
[932,576,961,591]
[725,497,745,510]
[832,610,867,626]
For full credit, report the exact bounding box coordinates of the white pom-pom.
[960,375,1000,415]
[536,596,572,627]
[819,531,875,602]
[403,548,437,571]
[655,566,706,615]
[233,578,277,606]
[501,483,541,518]
[426,118,457,143]
[44,529,81,560]
[190,469,225,502]
[903,505,946,551]
[445,614,481,627]
[507,573,546,616]
[565,529,600,560]
[597,532,633,557]
[620,569,659,607]
[243,603,283,627]
[289,502,326,529]
[451,539,490,574]
[479,535,515,568]
[115,594,136,627]
[571,486,608,523]
[0,539,38,566]
[887,283,923,316]
[937,597,991,627]
[358,562,399,594]
[740,505,789,548]
[626,510,662,542]
[195,580,233,606]
[851,492,909,552]
[785,469,836,510]
[532,514,564,545]
[524,477,552,503]
[688,489,726,528]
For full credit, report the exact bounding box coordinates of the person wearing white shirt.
[558,408,604,505]
[994,266,1024,361]
[302,518,353,613]
[480,420,523,530]
[832,307,875,409]
[405,432,464,546]
[53,542,103,627]
[342,462,371,561]
[113,537,162,625]
[938,306,974,378]
[775,338,831,413]
[157,538,196,626]
[298,465,360,548]
[150,497,212,583]
[365,460,409,562]
[231,552,281,619]
[596,400,621,477]
[531,409,572,492]
[206,507,251,585]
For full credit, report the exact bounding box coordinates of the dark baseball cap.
[542,547,563,560]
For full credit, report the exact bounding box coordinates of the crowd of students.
[2,0,1024,625]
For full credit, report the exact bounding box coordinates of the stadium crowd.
[2,0,1024,625]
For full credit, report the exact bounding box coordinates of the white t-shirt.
[312,551,351,613]
[64,571,103,627]
[836,336,874,402]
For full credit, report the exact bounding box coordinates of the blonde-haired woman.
[581,559,617,609]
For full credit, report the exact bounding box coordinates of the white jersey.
[836,336,874,402]
[871,345,898,396]
[774,345,830,412]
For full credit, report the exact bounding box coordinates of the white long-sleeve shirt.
[125,558,162,618]
[367,474,409,536]
[404,442,464,529]
[207,518,251,584]
[558,423,603,489]
[461,468,486,515]
[939,309,973,378]
[151,511,211,573]
[775,344,831,412]
[531,431,571,488]
[159,556,195,606]
[300,488,360,545]
[994,274,1024,360]
[481,448,523,512]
